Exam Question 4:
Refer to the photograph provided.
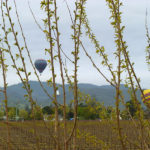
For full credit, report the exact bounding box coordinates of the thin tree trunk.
[0,49,11,150]
[53,0,67,149]
[47,0,59,149]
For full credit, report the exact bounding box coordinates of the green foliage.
[8,107,16,119]
[19,109,28,120]
[42,105,54,115]
[145,10,150,70]
[31,106,43,120]
[143,109,150,119]
[0,110,4,118]
[78,106,98,120]
[99,106,116,120]
[77,93,115,120]
[120,110,130,120]
[67,109,74,119]
[126,100,138,118]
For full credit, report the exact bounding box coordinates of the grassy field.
[0,120,149,150]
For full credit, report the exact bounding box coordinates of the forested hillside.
[0,81,142,108]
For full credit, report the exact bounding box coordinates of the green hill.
[0,81,143,108]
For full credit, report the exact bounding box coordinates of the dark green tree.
[144,108,150,119]
[126,100,138,118]
[42,105,54,115]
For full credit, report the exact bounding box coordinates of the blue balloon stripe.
[34,59,47,73]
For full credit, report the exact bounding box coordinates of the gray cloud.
[0,0,150,88]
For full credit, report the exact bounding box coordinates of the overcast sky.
[0,0,150,88]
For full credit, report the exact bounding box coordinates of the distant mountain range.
[0,81,143,108]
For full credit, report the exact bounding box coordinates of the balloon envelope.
[34,59,47,73]
[142,89,150,106]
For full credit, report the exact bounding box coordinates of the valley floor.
[0,120,148,150]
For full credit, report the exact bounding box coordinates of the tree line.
[0,99,150,121]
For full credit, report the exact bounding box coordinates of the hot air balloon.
[34,59,47,74]
[142,89,150,108]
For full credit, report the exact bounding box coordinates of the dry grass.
[0,120,149,150]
